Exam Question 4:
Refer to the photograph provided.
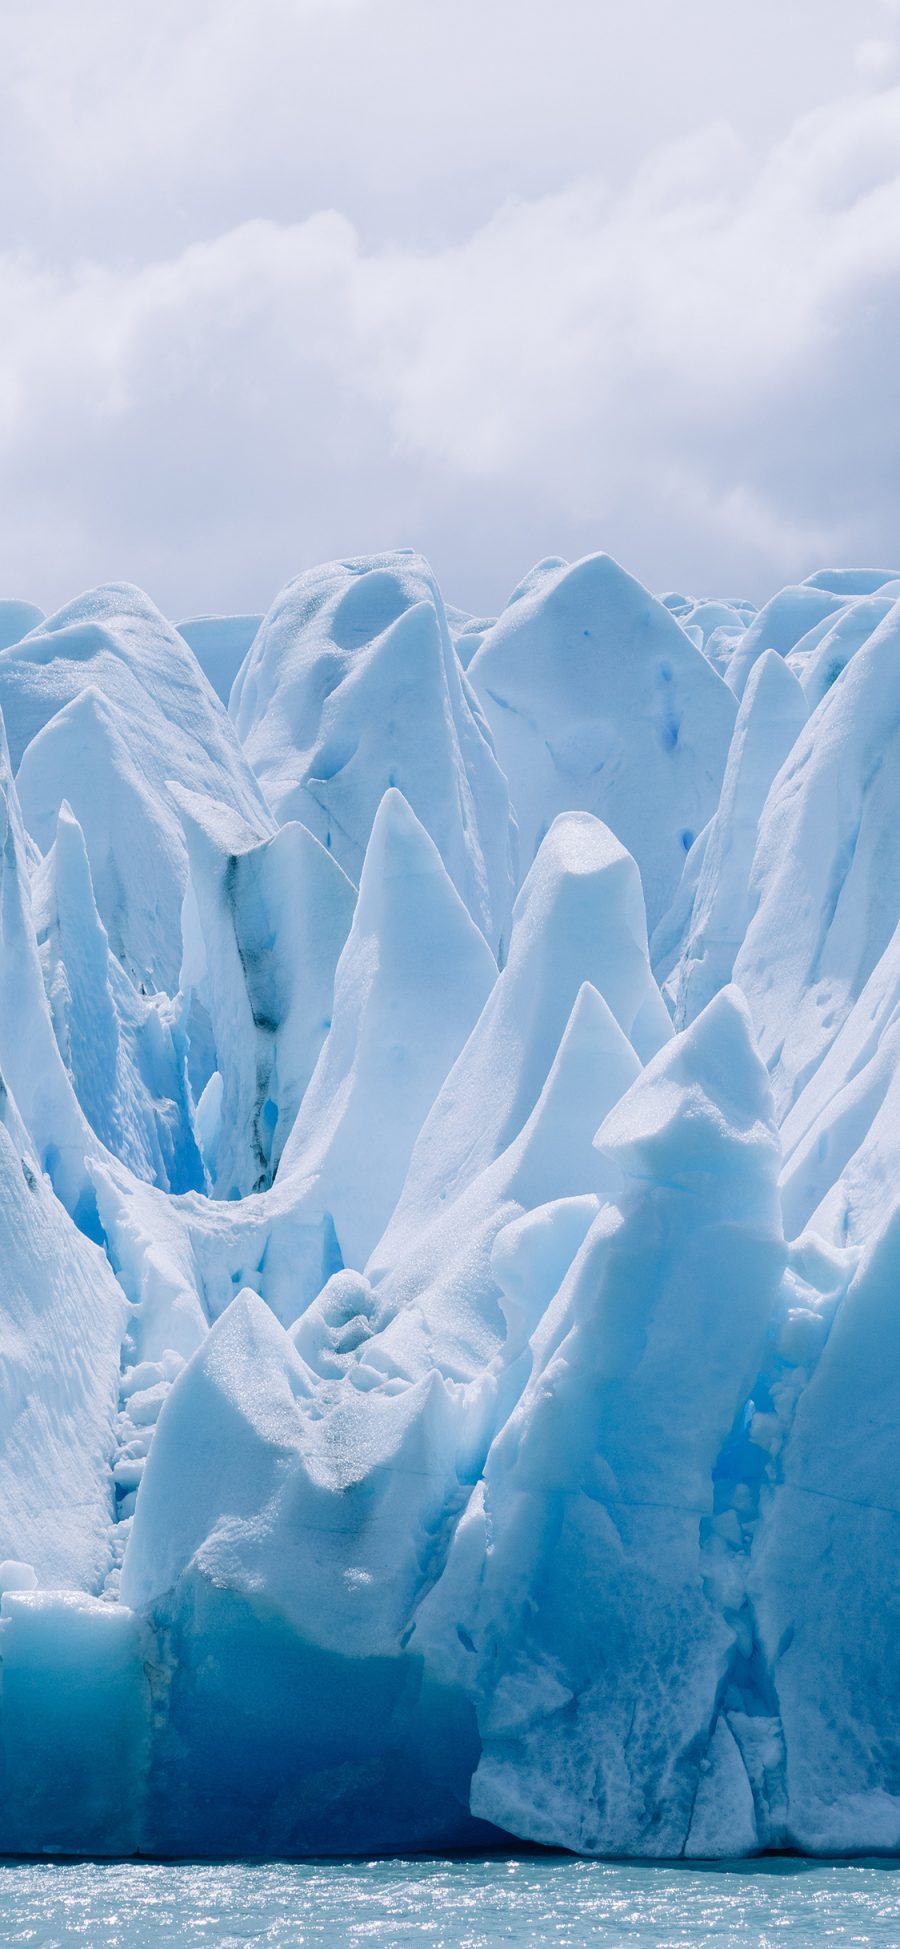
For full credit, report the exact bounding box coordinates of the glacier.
[1,551,900,1857]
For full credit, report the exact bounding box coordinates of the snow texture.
[1,549,900,1860]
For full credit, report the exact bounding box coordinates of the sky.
[2,0,900,621]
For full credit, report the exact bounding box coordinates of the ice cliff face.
[1,551,900,1857]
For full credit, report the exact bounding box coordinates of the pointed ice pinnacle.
[734,595,900,1117]
[416,989,784,1857]
[35,803,203,1193]
[671,649,808,1027]
[781,932,900,1251]
[750,1206,900,1853]
[374,809,671,1265]
[724,583,846,699]
[17,688,190,997]
[0,1088,125,1589]
[5,583,271,993]
[278,787,498,1273]
[796,593,896,713]
[231,553,516,953]
[116,1279,496,1854]
[174,785,356,1198]
[469,551,736,932]
[0,713,100,1218]
[364,979,641,1388]
[90,788,501,1358]
[119,1289,314,1615]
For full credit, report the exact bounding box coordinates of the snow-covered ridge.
[1,551,899,1857]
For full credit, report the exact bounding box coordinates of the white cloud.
[855,37,898,83]
[0,0,891,261]
[0,35,899,615]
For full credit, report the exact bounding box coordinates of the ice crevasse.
[1,552,900,1856]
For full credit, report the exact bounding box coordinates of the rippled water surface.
[1,1857,900,1947]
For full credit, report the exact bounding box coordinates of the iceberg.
[1,545,900,1860]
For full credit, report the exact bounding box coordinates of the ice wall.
[1,552,900,1859]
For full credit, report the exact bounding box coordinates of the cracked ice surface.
[1,554,900,1856]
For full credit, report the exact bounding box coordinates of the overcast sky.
[2,0,900,620]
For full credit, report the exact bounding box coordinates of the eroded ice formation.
[1,552,900,1856]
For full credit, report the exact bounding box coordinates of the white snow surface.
[1,549,900,1859]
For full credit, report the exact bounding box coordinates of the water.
[1,1857,900,1948]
